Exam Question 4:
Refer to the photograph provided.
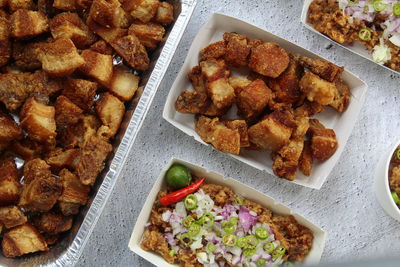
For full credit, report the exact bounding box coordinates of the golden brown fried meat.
[10,10,49,39]
[236,79,272,122]
[141,229,175,264]
[228,76,252,95]
[299,72,336,106]
[76,135,113,186]
[53,0,78,11]
[45,148,81,171]
[96,92,125,139]
[0,157,21,206]
[23,158,52,184]
[2,223,48,258]
[123,0,159,23]
[8,0,36,11]
[79,50,113,86]
[272,138,304,181]
[175,90,208,114]
[249,42,290,78]
[0,110,23,143]
[330,79,351,112]
[248,110,296,151]
[223,32,250,67]
[90,40,114,55]
[154,1,174,25]
[12,41,44,71]
[299,140,313,176]
[295,100,325,117]
[32,212,73,235]
[63,78,98,111]
[10,138,45,161]
[188,65,206,93]
[109,68,140,101]
[58,115,100,148]
[0,16,11,68]
[295,54,344,83]
[88,0,129,28]
[308,119,338,162]
[55,95,84,130]
[128,22,165,49]
[111,34,150,71]
[222,120,250,147]
[20,97,57,146]
[200,41,226,61]
[0,206,27,229]
[58,168,90,216]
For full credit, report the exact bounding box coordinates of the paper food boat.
[162,13,367,189]
[128,158,327,266]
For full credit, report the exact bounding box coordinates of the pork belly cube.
[58,168,89,216]
[59,115,100,148]
[23,158,52,184]
[299,72,336,106]
[8,0,35,11]
[237,79,272,121]
[52,0,76,11]
[90,40,114,55]
[0,17,11,68]
[10,10,49,39]
[0,206,27,229]
[20,97,57,145]
[50,13,96,49]
[123,0,159,23]
[299,140,313,176]
[330,79,351,112]
[55,95,84,129]
[223,32,250,67]
[272,138,305,181]
[111,34,150,71]
[0,0,6,8]
[109,68,139,101]
[200,41,226,61]
[45,148,80,170]
[32,212,73,235]
[222,120,250,148]
[96,93,125,139]
[76,135,113,186]
[175,90,207,114]
[12,41,43,71]
[2,223,48,258]
[308,119,338,162]
[0,111,23,143]
[63,78,98,111]
[128,22,165,49]
[79,50,113,86]
[228,76,252,95]
[296,54,344,83]
[154,1,173,25]
[0,158,21,206]
[89,0,128,28]
[10,138,45,161]
[87,18,128,43]
[249,42,289,78]
[248,110,296,151]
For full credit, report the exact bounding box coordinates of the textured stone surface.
[78,0,400,266]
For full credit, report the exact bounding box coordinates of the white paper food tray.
[162,13,367,189]
[301,0,399,74]
[128,158,327,266]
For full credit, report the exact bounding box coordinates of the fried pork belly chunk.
[96,93,125,139]
[79,50,113,86]
[109,68,140,101]
[49,13,96,49]
[0,157,21,206]
[0,111,23,143]
[12,41,44,71]
[2,223,48,258]
[0,16,11,68]
[195,116,240,155]
[223,32,251,67]
[249,42,290,78]
[90,40,114,55]
[8,0,35,11]
[174,90,227,116]
[222,120,250,147]
[248,110,296,151]
[141,229,175,264]
[299,140,313,176]
[272,138,304,180]
[32,212,73,235]
[10,10,49,39]
[330,79,351,112]
[58,169,90,216]
[59,115,100,148]
[37,38,85,76]
[123,0,159,23]
[55,95,84,129]
[155,1,174,25]
[0,206,27,229]
[295,54,344,83]
[200,41,226,61]
[111,34,150,71]
[228,76,252,95]
[128,22,165,49]
[237,79,272,121]
[63,78,97,111]
[23,158,51,184]
[268,55,304,104]
[308,119,338,162]
[20,97,57,145]
[45,148,80,170]
[200,59,235,110]
[11,138,45,161]
[299,72,336,106]
[76,135,112,186]
[0,0,6,8]
[88,0,125,28]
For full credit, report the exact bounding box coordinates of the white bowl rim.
[384,139,400,215]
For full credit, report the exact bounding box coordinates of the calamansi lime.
[165,164,192,189]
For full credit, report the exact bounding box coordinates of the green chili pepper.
[363,5,369,13]
[373,0,387,12]
[256,258,267,267]
[272,246,286,258]
[198,212,214,227]
[183,216,195,228]
[264,242,275,253]
[169,249,175,257]
[222,220,236,234]
[229,216,238,224]
[184,194,198,211]
[243,248,256,257]
[359,29,372,41]
[394,3,400,16]
[255,227,269,240]
[235,196,244,205]
[245,235,259,248]
[188,223,201,237]
[236,236,247,248]
[207,242,216,252]
[392,192,400,204]
[179,233,193,247]
[222,234,237,246]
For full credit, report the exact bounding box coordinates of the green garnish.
[373,0,387,12]
[207,242,216,252]
[256,258,267,267]
[222,220,236,234]
[243,248,256,257]
[188,223,201,237]
[183,216,195,228]
[169,249,175,257]
[394,3,400,16]
[283,261,294,267]
[229,216,238,224]
[255,227,269,240]
[179,233,193,247]
[272,246,286,258]
[184,194,198,211]
[222,234,237,246]
[236,236,247,248]
[392,192,400,204]
[245,235,259,248]
[198,212,214,227]
[364,5,369,13]
[359,29,372,41]
[235,196,244,205]
[263,242,275,253]
[396,149,400,160]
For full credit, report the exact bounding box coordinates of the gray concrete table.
[78,0,400,265]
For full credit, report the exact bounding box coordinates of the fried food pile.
[0,0,174,258]
[175,32,351,181]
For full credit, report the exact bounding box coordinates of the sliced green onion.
[243,248,256,257]
[207,242,216,252]
[359,29,372,41]
[169,249,175,257]
[256,258,267,267]
[179,233,193,247]
[229,216,238,224]
[394,3,400,16]
[188,223,201,237]
[184,194,198,211]
[222,234,237,246]
[235,196,244,205]
[396,149,400,160]
[236,236,247,248]
[373,0,387,12]
[222,220,236,233]
[392,192,400,204]
[245,235,259,248]
[198,212,214,227]
[272,246,286,258]
[255,227,269,240]
[183,216,195,228]
[264,242,275,253]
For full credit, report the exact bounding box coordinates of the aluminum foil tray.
[0,0,196,266]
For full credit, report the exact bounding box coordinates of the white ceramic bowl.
[374,140,400,222]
